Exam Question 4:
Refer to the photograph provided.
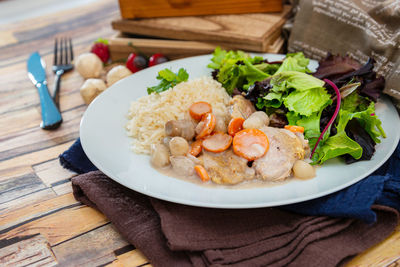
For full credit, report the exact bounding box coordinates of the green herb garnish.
[147,68,189,94]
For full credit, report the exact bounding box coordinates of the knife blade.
[27,52,62,129]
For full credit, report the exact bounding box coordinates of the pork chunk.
[253,127,305,182]
[229,95,256,119]
[199,149,255,185]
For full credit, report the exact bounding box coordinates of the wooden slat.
[107,250,151,267]
[0,193,78,232]
[33,159,76,187]
[347,224,400,266]
[0,140,74,181]
[0,188,56,216]
[52,224,129,266]
[112,6,291,52]
[0,173,46,204]
[0,205,108,246]
[0,234,57,267]
[118,0,282,19]
[52,182,73,196]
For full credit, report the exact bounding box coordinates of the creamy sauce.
[153,164,300,189]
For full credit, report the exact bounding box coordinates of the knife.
[27,52,62,130]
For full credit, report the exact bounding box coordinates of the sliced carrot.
[202,132,232,153]
[233,129,269,161]
[196,113,216,139]
[228,117,245,136]
[284,125,305,133]
[194,165,210,182]
[189,139,203,157]
[189,101,212,120]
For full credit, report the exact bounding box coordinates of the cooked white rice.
[126,76,231,154]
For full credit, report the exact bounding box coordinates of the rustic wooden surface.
[118,0,282,19]
[112,5,291,52]
[0,0,399,266]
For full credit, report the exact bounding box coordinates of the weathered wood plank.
[33,159,76,187]
[52,224,129,267]
[0,106,84,162]
[0,188,56,216]
[347,224,400,266]
[0,173,46,204]
[52,181,73,196]
[0,234,57,267]
[0,193,77,232]
[0,205,108,246]
[0,140,74,181]
[107,250,151,267]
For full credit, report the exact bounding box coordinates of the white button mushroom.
[80,78,107,105]
[75,53,103,78]
[169,137,189,156]
[106,65,132,86]
[243,111,269,129]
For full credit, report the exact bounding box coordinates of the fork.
[52,37,74,107]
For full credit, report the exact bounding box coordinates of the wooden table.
[0,0,399,265]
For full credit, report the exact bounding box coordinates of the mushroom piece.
[165,119,195,141]
[106,65,132,86]
[75,53,103,78]
[169,137,189,156]
[80,78,107,105]
[150,144,170,168]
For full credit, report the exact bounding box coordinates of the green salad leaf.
[275,52,311,74]
[147,68,189,94]
[311,92,386,164]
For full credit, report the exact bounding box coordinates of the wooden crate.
[118,0,283,19]
[109,33,284,61]
[112,5,291,52]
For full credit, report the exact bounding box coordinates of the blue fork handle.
[36,82,62,129]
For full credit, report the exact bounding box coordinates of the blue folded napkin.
[60,138,400,224]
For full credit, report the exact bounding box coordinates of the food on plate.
[80,78,107,105]
[126,76,230,154]
[75,52,103,78]
[106,65,132,86]
[125,48,387,186]
[147,68,189,94]
[208,48,386,165]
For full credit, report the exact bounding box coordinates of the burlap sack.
[288,0,400,109]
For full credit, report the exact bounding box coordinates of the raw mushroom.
[106,65,132,86]
[75,53,103,78]
[80,78,107,105]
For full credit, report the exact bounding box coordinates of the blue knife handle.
[36,82,62,129]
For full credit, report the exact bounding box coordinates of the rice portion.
[126,76,231,154]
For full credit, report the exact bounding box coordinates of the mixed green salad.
[207,47,386,165]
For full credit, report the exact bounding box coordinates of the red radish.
[149,53,168,66]
[126,53,148,73]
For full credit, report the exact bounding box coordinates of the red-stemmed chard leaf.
[310,79,341,159]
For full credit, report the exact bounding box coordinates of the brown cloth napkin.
[72,171,399,267]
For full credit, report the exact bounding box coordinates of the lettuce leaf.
[283,87,331,116]
[270,71,325,93]
[275,52,311,74]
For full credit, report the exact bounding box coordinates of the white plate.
[80,54,400,208]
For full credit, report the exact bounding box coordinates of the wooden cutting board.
[111,5,291,52]
[109,33,284,61]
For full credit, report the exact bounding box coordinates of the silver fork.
[52,37,74,107]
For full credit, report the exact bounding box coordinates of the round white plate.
[80,54,400,208]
